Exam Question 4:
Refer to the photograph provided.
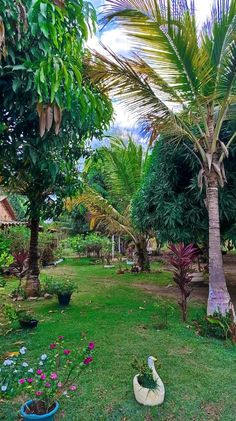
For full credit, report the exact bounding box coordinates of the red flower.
[63,349,71,355]
[50,343,56,349]
[36,369,42,375]
[27,378,34,383]
[40,374,46,380]
[19,378,26,384]
[83,356,93,365]
[35,391,42,396]
[58,336,64,340]
[45,382,51,388]
[88,342,95,350]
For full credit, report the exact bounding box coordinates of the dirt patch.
[201,403,223,421]
[133,282,236,306]
[41,266,76,278]
[133,254,236,306]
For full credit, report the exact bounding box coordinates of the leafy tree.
[0,0,112,296]
[91,0,236,316]
[68,137,151,271]
[133,135,236,246]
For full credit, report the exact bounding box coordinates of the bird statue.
[133,356,165,406]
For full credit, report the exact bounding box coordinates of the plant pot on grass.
[58,293,71,306]
[0,339,95,420]
[20,400,59,421]
[132,357,165,406]
[44,277,77,306]
[17,310,39,329]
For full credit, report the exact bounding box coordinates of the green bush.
[70,233,111,259]
[2,226,59,265]
[44,277,77,296]
[195,311,235,341]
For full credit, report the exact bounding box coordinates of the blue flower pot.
[20,400,59,421]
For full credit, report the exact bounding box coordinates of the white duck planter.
[133,356,165,406]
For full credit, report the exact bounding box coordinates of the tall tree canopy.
[133,136,236,246]
[0,0,112,296]
[90,0,236,317]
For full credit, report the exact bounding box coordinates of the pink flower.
[19,378,26,384]
[57,382,63,388]
[50,343,56,349]
[27,378,34,383]
[50,372,58,380]
[35,391,42,396]
[40,374,46,380]
[45,382,51,388]
[88,342,95,350]
[63,349,71,355]
[36,369,42,375]
[58,336,64,340]
[83,356,93,365]
[70,385,77,391]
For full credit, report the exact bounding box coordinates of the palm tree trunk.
[136,237,150,272]
[206,170,234,316]
[25,217,40,297]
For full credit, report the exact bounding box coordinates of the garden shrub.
[2,226,59,266]
[195,311,236,342]
[70,233,111,261]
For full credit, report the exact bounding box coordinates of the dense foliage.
[0,0,112,295]
[70,233,111,259]
[133,136,236,245]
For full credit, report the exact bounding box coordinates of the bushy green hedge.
[70,233,111,258]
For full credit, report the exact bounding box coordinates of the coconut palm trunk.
[25,217,40,297]
[136,237,150,272]
[206,169,232,315]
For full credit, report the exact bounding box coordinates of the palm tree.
[89,0,236,317]
[68,137,151,271]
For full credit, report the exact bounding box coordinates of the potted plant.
[17,309,39,329]
[2,304,39,330]
[44,278,77,306]
[0,337,95,420]
[132,356,165,406]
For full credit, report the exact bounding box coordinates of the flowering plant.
[0,337,95,415]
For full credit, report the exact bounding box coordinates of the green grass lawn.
[0,258,236,420]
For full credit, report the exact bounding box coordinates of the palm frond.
[90,48,200,146]
[101,0,208,104]
[67,186,136,239]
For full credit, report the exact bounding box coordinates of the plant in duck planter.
[132,356,165,406]
[0,338,95,420]
[44,278,77,306]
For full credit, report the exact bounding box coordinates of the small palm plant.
[67,137,151,271]
[168,243,199,322]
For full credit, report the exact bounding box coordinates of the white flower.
[13,370,18,373]
[3,359,14,366]
[1,385,7,392]
[28,368,34,373]
[40,354,47,361]
[39,361,44,366]
[22,362,28,368]
[19,347,27,355]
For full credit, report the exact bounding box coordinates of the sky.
[89,0,214,131]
